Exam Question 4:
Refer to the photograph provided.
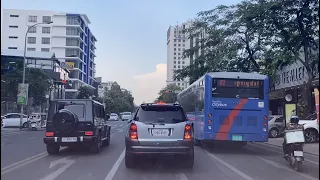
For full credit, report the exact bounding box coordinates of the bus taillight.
[263,115,267,120]
[208,113,212,118]
[208,119,212,124]
[263,122,267,126]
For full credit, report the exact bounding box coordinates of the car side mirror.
[105,114,110,121]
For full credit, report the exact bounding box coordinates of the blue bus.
[177,72,269,145]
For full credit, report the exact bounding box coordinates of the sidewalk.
[265,138,319,156]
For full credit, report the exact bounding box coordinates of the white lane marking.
[257,156,318,180]
[40,157,76,180]
[1,147,67,175]
[249,143,319,165]
[104,149,125,180]
[174,172,189,180]
[205,150,254,180]
[1,153,47,175]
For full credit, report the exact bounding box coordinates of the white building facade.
[166,22,192,89]
[98,81,114,98]
[1,9,97,99]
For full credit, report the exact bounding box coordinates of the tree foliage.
[76,86,94,99]
[155,84,182,103]
[103,82,134,114]
[1,61,50,107]
[173,0,319,85]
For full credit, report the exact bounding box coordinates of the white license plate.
[61,137,77,142]
[152,129,169,136]
[294,151,303,156]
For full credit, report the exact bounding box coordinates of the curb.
[264,142,319,156]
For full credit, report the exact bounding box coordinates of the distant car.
[298,113,319,143]
[1,113,29,128]
[125,102,194,168]
[268,115,285,138]
[109,113,119,121]
[120,112,132,121]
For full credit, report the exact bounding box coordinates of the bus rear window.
[212,78,264,100]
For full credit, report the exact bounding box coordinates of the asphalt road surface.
[1,121,319,180]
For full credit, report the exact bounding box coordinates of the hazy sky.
[1,0,239,104]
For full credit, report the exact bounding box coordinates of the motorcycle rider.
[282,116,304,158]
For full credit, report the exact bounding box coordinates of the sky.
[1,0,240,104]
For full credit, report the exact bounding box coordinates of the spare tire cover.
[52,109,78,134]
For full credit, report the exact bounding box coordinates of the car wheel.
[22,122,28,128]
[90,134,101,154]
[46,144,60,154]
[304,129,318,143]
[269,128,279,138]
[125,151,135,168]
[184,149,194,168]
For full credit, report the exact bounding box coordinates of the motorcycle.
[283,129,306,171]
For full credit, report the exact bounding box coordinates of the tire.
[22,122,29,128]
[194,138,201,146]
[125,151,135,168]
[90,134,101,154]
[269,128,279,138]
[184,149,194,168]
[52,109,78,134]
[47,144,60,154]
[304,129,318,143]
[103,130,111,147]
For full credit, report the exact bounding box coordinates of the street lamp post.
[19,21,53,130]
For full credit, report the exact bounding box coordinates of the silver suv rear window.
[135,105,187,123]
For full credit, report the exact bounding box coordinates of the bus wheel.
[194,138,201,146]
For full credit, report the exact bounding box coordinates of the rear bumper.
[43,136,97,146]
[202,132,268,142]
[125,138,193,155]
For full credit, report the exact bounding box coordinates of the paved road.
[1,121,319,180]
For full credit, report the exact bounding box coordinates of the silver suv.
[125,103,194,168]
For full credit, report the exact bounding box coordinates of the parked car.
[1,113,29,128]
[109,113,119,121]
[43,99,111,154]
[125,102,194,168]
[268,115,285,138]
[298,113,319,143]
[120,112,132,121]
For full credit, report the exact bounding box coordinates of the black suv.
[44,99,111,154]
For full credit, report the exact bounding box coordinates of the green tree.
[255,0,319,117]
[1,61,50,107]
[76,86,94,99]
[103,82,134,114]
[156,84,182,103]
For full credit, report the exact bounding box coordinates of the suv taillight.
[184,124,192,140]
[129,123,138,140]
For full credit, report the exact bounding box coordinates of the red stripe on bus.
[215,99,248,140]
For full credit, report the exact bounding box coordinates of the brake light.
[85,131,94,136]
[184,124,192,139]
[208,119,212,124]
[263,122,267,127]
[157,102,166,104]
[129,123,138,139]
[208,113,212,118]
[45,132,54,137]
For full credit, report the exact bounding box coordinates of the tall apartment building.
[166,22,192,89]
[1,9,97,99]
[98,81,114,98]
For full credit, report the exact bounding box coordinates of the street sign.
[17,83,29,105]
[60,62,74,70]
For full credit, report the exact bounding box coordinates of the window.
[28,26,37,33]
[42,27,50,34]
[41,48,50,52]
[27,48,36,51]
[174,57,176,59]
[183,44,185,47]
[8,47,17,49]
[174,52,176,55]
[178,57,181,60]
[178,48,181,51]
[10,15,19,17]
[179,40,181,42]
[42,16,51,23]
[174,44,176,46]
[182,83,184,86]
[28,16,37,23]
[27,37,36,44]
[178,53,180,55]
[9,25,18,28]
[178,83,180,85]
[178,66,180,68]
[66,38,80,46]
[182,61,185,64]
[42,37,50,44]
[178,44,181,47]
[9,36,18,39]
[66,27,80,36]
[174,61,176,64]
[174,39,176,42]
[27,59,36,64]
[174,65,176,68]
[66,17,80,25]
[183,40,185,42]
[174,48,176,51]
